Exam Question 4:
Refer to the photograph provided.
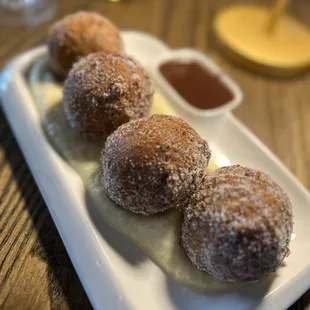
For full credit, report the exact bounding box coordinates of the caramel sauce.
[159,60,234,110]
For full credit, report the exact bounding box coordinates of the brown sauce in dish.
[159,60,234,110]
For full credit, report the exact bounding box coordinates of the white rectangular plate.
[1,31,310,310]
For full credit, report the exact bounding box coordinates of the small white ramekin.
[150,48,243,119]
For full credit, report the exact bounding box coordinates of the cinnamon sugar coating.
[63,52,153,141]
[48,11,124,77]
[181,165,293,282]
[102,114,211,215]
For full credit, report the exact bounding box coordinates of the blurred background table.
[0,0,310,309]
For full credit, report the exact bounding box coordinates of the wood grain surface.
[0,0,310,309]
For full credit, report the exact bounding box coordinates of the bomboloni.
[63,52,153,141]
[102,114,211,215]
[181,165,293,282]
[48,11,124,77]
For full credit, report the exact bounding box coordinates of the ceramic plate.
[1,31,310,310]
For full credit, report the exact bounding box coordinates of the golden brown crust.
[63,52,154,141]
[102,114,211,215]
[181,165,293,282]
[47,11,124,78]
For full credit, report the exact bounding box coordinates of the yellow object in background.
[214,1,310,77]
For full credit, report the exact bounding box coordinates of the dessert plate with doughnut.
[1,12,310,310]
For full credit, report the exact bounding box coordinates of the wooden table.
[0,0,309,309]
